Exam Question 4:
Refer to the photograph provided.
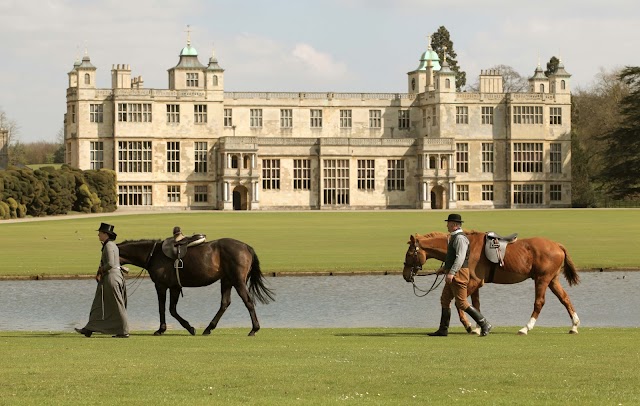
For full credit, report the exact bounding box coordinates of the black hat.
[173,226,182,236]
[97,222,117,239]
[444,213,464,223]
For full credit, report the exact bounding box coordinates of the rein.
[124,241,157,297]
[405,243,445,297]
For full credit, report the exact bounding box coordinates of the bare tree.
[465,64,528,93]
[0,107,20,145]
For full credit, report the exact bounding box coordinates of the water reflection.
[0,272,636,332]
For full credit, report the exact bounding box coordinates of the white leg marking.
[518,317,537,335]
[569,312,580,334]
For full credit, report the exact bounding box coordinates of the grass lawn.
[0,327,638,405]
[1,209,639,277]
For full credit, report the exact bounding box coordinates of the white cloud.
[291,43,348,78]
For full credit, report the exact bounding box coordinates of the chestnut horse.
[403,231,581,335]
[118,238,274,336]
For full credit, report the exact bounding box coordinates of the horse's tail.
[560,244,580,286]
[246,245,275,304]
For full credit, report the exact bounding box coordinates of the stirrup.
[174,258,184,269]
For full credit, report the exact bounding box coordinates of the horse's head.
[402,234,427,283]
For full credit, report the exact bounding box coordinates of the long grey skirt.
[83,269,129,335]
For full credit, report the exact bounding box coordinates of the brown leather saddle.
[484,231,518,266]
[161,234,207,262]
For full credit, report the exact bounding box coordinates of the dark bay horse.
[118,238,274,336]
[403,231,581,335]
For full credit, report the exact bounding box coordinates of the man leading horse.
[429,213,492,337]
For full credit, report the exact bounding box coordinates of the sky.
[1,0,639,143]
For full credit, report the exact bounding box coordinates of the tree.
[570,131,596,207]
[431,26,466,90]
[544,56,560,77]
[0,107,20,146]
[597,66,640,200]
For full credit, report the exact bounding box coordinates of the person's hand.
[96,269,102,283]
[445,273,454,284]
[436,267,445,275]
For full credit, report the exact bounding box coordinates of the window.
[167,185,181,202]
[293,159,311,190]
[456,106,468,124]
[323,159,349,205]
[281,109,293,128]
[387,160,405,191]
[540,84,545,93]
[512,106,543,124]
[224,109,233,127]
[90,104,103,123]
[84,73,90,85]
[186,73,199,87]
[194,185,208,202]
[456,143,469,173]
[310,109,323,128]
[561,80,566,90]
[118,103,152,122]
[357,159,375,190]
[550,107,562,125]
[167,104,180,123]
[118,141,152,173]
[445,78,451,89]
[118,185,152,206]
[90,141,103,170]
[482,185,494,201]
[514,184,543,205]
[482,106,493,125]
[550,184,562,201]
[482,143,494,173]
[431,106,437,126]
[513,143,543,173]
[262,159,280,190]
[369,110,382,128]
[167,142,180,173]
[550,143,562,173]
[71,105,76,123]
[456,184,469,201]
[195,142,208,173]
[194,105,207,123]
[340,110,352,128]
[250,109,263,128]
[398,110,410,129]
[422,108,427,128]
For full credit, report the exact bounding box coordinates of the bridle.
[124,241,157,297]
[405,241,444,297]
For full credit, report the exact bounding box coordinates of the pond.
[0,272,637,332]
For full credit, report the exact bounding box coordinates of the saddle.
[161,234,207,261]
[484,231,518,266]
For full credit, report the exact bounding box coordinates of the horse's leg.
[234,282,260,336]
[518,278,550,335]
[168,287,196,336]
[154,285,168,336]
[548,277,580,334]
[202,279,232,336]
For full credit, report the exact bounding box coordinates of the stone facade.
[64,38,572,211]
[0,128,8,169]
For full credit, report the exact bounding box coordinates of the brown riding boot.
[427,308,451,336]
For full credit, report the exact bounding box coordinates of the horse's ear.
[409,235,415,244]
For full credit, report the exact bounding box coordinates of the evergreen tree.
[431,26,466,90]
[544,56,560,77]
[598,66,640,200]
[570,131,596,207]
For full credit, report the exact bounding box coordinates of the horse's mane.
[119,238,162,244]
[422,232,447,239]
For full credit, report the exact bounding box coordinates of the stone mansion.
[64,37,572,210]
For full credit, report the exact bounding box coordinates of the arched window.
[561,80,566,90]
[540,84,545,93]
[84,73,90,85]
[243,155,251,169]
[445,78,451,89]
[231,155,238,169]
[429,156,436,169]
[212,75,218,86]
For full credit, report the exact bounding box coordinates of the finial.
[443,45,447,63]
[427,35,432,50]
[185,25,192,47]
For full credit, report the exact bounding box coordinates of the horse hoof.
[517,329,528,335]
[202,330,211,336]
[248,331,256,337]
[188,327,196,336]
[569,330,579,334]
[153,330,165,336]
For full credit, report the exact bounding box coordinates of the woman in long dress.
[75,223,129,338]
